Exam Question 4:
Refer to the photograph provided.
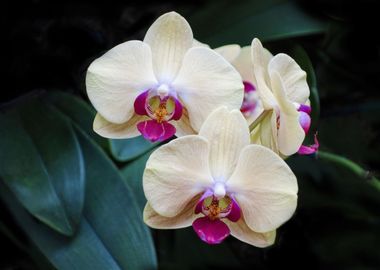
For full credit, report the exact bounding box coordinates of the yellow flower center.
[154,103,168,123]
[203,196,232,220]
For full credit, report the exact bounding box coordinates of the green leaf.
[190,1,327,47]
[44,91,108,150]
[46,91,155,162]
[110,137,157,162]
[0,122,157,269]
[0,99,85,236]
[120,150,155,210]
[290,45,320,132]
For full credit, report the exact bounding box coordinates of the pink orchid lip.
[243,81,255,93]
[241,81,258,115]
[195,189,214,214]
[298,133,319,155]
[192,190,241,245]
[134,90,150,116]
[296,102,319,155]
[192,217,230,245]
[133,89,183,142]
[171,97,183,121]
[137,120,176,142]
[298,104,311,114]
[226,197,241,222]
[299,111,311,134]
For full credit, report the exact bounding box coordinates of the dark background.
[1,0,380,269]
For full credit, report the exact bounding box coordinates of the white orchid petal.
[232,46,255,84]
[214,44,241,63]
[258,110,279,154]
[86,40,157,124]
[192,39,210,48]
[199,107,250,181]
[271,71,305,156]
[93,113,148,139]
[143,135,212,217]
[245,101,264,126]
[172,108,196,137]
[268,53,309,104]
[250,125,261,145]
[225,218,276,247]
[251,38,276,109]
[143,199,200,229]
[144,12,193,83]
[173,47,244,132]
[228,144,298,233]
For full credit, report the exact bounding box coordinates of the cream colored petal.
[143,195,201,229]
[199,107,250,181]
[143,12,193,83]
[93,113,148,139]
[259,110,279,154]
[271,72,305,156]
[251,38,276,109]
[172,108,196,137]
[192,39,210,48]
[214,44,241,63]
[173,47,244,132]
[143,135,213,217]
[268,53,309,104]
[250,125,261,145]
[225,218,276,247]
[86,40,157,124]
[227,144,298,233]
[245,101,264,126]
[232,46,255,84]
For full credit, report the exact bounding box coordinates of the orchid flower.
[249,38,312,156]
[213,44,263,124]
[86,12,243,142]
[143,107,298,246]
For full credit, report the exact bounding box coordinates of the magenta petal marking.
[243,81,255,93]
[134,90,150,116]
[137,120,176,142]
[195,190,213,214]
[170,97,183,121]
[227,197,241,222]
[192,217,230,245]
[298,145,317,155]
[299,111,311,134]
[298,104,311,114]
[298,133,319,155]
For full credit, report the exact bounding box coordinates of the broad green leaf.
[44,91,108,150]
[110,137,157,162]
[77,129,157,269]
[190,1,327,47]
[0,99,85,236]
[120,150,155,210]
[0,184,123,270]
[46,90,155,162]
[0,121,157,269]
[290,45,320,132]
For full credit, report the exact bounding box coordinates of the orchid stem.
[249,110,270,132]
[317,150,380,191]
